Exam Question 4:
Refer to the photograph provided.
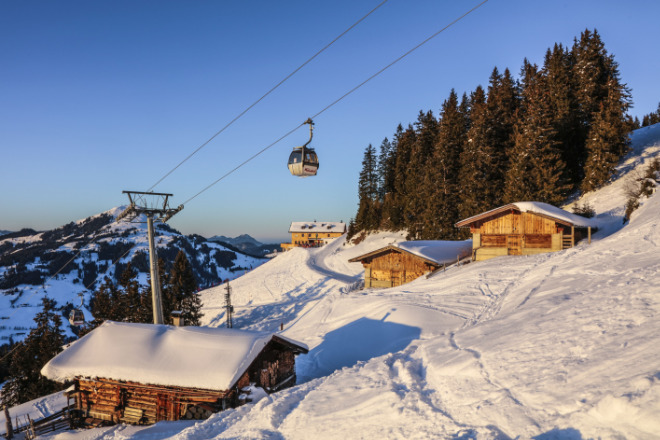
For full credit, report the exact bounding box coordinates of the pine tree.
[420,89,466,239]
[581,83,631,192]
[572,29,631,191]
[406,111,438,237]
[505,60,568,204]
[391,124,417,231]
[458,86,492,218]
[118,263,141,322]
[355,144,380,232]
[542,43,583,187]
[484,67,519,205]
[90,276,119,323]
[641,102,660,127]
[168,250,202,326]
[1,297,66,406]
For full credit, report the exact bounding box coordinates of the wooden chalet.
[41,321,308,426]
[455,202,598,262]
[348,240,472,288]
[281,221,346,251]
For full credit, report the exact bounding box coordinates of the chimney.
[171,310,184,327]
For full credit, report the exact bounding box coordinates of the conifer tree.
[572,28,631,191]
[483,67,519,205]
[641,102,660,127]
[505,60,568,204]
[458,86,492,218]
[168,250,202,326]
[581,85,631,192]
[118,263,141,322]
[1,297,66,406]
[355,144,380,231]
[420,90,466,238]
[406,111,438,237]
[391,125,417,230]
[542,43,583,187]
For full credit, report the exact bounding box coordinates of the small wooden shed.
[348,240,472,288]
[455,202,597,262]
[41,321,308,425]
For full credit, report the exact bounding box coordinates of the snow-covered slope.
[0,207,265,343]
[23,124,660,439]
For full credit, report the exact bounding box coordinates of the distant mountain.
[0,230,13,237]
[0,207,266,344]
[208,234,282,257]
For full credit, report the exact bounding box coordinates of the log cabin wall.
[242,342,298,392]
[361,250,436,288]
[76,378,230,424]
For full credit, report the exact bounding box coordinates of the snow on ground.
[0,391,68,435]
[28,125,660,439]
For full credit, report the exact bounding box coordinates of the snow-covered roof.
[349,240,472,266]
[396,240,473,264]
[455,202,599,228]
[289,221,346,234]
[41,321,308,391]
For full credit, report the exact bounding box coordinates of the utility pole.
[225,281,233,328]
[116,191,183,325]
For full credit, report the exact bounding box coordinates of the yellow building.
[281,221,346,251]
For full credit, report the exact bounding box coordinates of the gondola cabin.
[288,118,319,177]
[41,321,308,425]
[287,147,319,177]
[68,309,85,326]
[455,202,597,262]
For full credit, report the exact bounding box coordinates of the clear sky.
[2,0,659,243]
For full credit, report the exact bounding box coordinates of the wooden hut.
[281,221,346,251]
[348,240,472,288]
[41,321,308,425]
[455,202,597,262]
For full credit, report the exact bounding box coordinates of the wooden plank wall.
[472,211,559,235]
[77,379,229,424]
[363,251,434,287]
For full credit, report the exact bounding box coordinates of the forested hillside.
[350,29,633,240]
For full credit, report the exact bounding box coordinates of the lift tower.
[116,191,183,324]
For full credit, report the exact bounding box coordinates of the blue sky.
[2,0,659,243]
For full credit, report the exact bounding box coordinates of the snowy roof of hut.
[41,321,308,391]
[349,240,473,266]
[289,221,346,233]
[455,202,599,228]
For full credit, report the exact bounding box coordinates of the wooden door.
[390,270,401,287]
[507,235,522,255]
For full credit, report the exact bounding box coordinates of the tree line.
[349,29,634,241]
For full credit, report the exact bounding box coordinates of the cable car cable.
[146,0,390,193]
[181,0,489,205]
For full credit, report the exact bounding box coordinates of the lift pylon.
[116,191,184,325]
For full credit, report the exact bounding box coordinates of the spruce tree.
[421,89,466,239]
[572,28,631,190]
[406,111,438,237]
[391,124,417,230]
[484,67,519,205]
[581,85,631,192]
[505,60,568,204]
[355,144,380,232]
[458,86,491,218]
[542,43,583,187]
[168,250,202,326]
[1,297,66,406]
